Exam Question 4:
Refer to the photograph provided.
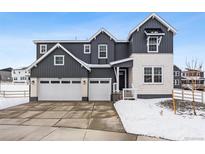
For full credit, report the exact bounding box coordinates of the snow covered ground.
[0,83,29,91]
[0,83,29,109]
[0,97,29,110]
[114,98,205,141]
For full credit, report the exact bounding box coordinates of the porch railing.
[122,88,137,100]
[112,82,118,93]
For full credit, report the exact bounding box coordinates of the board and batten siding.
[130,18,173,54]
[31,48,88,78]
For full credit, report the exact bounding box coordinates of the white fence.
[173,89,205,103]
[0,90,29,98]
[122,88,137,100]
[0,83,29,98]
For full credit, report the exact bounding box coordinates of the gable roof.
[33,28,128,44]
[27,43,91,71]
[110,57,133,66]
[89,28,118,42]
[128,13,176,40]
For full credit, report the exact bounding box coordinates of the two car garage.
[38,78,112,101]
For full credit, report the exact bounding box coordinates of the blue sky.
[0,12,205,70]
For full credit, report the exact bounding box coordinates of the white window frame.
[143,66,163,84]
[98,44,108,59]
[174,71,180,77]
[54,55,65,66]
[147,36,159,53]
[40,44,47,54]
[84,44,91,54]
[174,79,179,85]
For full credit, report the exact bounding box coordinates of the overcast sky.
[0,12,205,70]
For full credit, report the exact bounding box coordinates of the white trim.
[54,55,64,66]
[27,43,91,71]
[110,57,133,66]
[88,64,111,68]
[89,28,118,42]
[143,66,164,85]
[174,79,180,86]
[147,36,159,53]
[174,71,180,77]
[98,44,108,59]
[128,13,176,40]
[33,28,128,44]
[83,44,91,54]
[33,40,128,44]
[144,31,165,36]
[39,44,47,54]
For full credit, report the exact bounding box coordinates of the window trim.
[174,79,180,86]
[174,71,180,77]
[143,66,163,85]
[54,55,65,66]
[84,44,91,54]
[98,44,108,59]
[147,36,159,53]
[40,44,47,54]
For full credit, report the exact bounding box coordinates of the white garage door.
[38,78,82,101]
[89,78,111,101]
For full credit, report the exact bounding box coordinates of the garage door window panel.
[40,81,49,84]
[51,81,60,84]
[61,81,70,84]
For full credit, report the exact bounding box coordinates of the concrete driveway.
[0,101,164,141]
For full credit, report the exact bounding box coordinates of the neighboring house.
[0,67,12,82]
[173,65,182,89]
[181,68,205,90]
[12,67,30,83]
[28,13,176,101]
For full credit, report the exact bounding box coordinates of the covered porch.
[110,58,134,101]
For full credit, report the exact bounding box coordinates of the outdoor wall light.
[31,80,35,85]
[83,80,86,85]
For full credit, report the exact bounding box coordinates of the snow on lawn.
[0,83,29,91]
[114,98,205,141]
[0,97,29,110]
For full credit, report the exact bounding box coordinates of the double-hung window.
[84,44,91,54]
[147,37,159,52]
[54,55,64,66]
[144,67,153,83]
[174,79,179,85]
[98,44,108,59]
[40,44,47,54]
[144,66,163,84]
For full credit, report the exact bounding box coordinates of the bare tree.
[185,58,203,115]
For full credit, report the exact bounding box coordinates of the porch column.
[116,67,120,92]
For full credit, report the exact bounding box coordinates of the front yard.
[114,98,205,141]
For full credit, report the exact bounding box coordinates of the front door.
[119,70,127,90]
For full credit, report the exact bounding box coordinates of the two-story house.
[28,13,176,101]
[173,65,182,89]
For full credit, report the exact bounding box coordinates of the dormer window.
[84,44,91,54]
[145,28,164,53]
[40,44,47,54]
[98,44,108,59]
[147,37,159,52]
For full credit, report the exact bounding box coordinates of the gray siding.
[174,65,182,89]
[90,32,115,64]
[89,68,115,82]
[36,43,91,63]
[130,18,173,54]
[0,71,12,82]
[115,43,129,60]
[31,48,88,78]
